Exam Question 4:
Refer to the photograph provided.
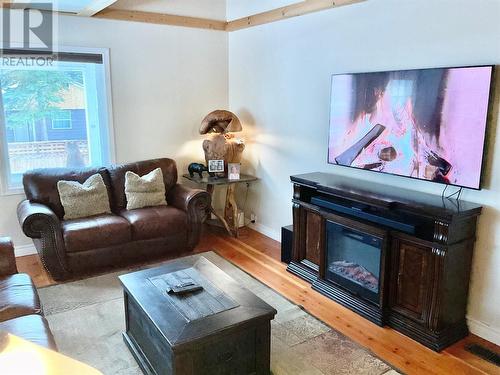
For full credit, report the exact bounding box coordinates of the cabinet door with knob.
[389,235,434,324]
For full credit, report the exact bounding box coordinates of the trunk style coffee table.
[119,256,276,375]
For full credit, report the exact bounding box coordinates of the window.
[51,110,73,130]
[0,48,114,192]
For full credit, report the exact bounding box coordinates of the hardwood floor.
[16,227,500,375]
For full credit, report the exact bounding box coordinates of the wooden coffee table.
[119,256,276,375]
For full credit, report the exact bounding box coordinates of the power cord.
[441,184,463,200]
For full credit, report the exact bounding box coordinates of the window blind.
[0,49,103,64]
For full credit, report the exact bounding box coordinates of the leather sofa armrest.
[17,200,69,280]
[167,184,211,218]
[18,200,61,239]
[0,237,17,277]
[167,184,211,249]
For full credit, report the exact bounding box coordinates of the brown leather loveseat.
[0,237,57,350]
[17,158,210,281]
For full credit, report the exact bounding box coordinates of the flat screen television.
[328,65,494,190]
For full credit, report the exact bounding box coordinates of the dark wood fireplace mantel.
[288,172,482,351]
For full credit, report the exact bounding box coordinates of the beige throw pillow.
[57,174,111,220]
[125,168,167,210]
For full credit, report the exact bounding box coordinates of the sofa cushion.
[120,206,187,241]
[0,273,42,322]
[62,214,131,253]
[108,158,177,212]
[23,167,112,219]
[58,174,112,220]
[125,168,167,210]
[0,314,57,350]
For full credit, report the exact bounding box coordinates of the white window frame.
[0,45,115,195]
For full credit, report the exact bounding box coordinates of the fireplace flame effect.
[342,88,451,183]
[329,261,379,292]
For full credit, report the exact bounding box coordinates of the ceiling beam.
[2,0,365,32]
[78,0,119,17]
[226,0,366,32]
[93,8,227,31]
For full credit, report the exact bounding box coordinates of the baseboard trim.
[247,221,280,242]
[467,316,500,346]
[15,243,37,257]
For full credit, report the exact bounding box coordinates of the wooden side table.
[182,173,257,237]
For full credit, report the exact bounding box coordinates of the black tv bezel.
[326,64,496,191]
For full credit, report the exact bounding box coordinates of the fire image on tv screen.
[328,66,493,189]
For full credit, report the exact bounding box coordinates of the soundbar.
[310,196,416,234]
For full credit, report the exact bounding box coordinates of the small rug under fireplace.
[38,251,399,375]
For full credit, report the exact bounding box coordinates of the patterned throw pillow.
[57,174,112,220]
[125,168,167,210]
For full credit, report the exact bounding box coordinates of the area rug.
[38,251,398,375]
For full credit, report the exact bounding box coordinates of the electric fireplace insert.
[325,220,385,305]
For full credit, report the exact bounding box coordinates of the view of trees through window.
[0,56,111,190]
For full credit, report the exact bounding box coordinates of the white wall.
[0,13,228,250]
[228,0,500,344]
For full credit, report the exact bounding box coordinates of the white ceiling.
[226,0,299,21]
[10,0,96,13]
[110,0,302,21]
[9,0,227,19]
[54,0,94,13]
[10,0,303,21]
[111,0,227,21]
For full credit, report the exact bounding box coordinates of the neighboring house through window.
[0,48,114,193]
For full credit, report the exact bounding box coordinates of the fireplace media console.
[287,172,482,351]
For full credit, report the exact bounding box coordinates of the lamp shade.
[199,110,242,134]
